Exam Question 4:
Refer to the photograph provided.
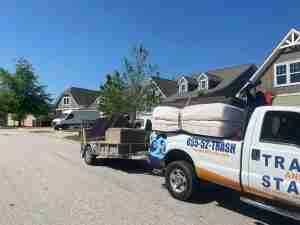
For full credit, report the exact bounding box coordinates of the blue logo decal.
[149,133,167,159]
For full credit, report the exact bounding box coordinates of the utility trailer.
[80,119,149,165]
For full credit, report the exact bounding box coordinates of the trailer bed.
[86,141,148,159]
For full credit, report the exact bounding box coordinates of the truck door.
[65,112,75,125]
[247,110,300,205]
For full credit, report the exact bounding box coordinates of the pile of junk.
[152,79,271,139]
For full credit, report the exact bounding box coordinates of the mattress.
[152,106,180,132]
[181,103,244,122]
[181,120,242,138]
[152,120,180,132]
[152,103,244,135]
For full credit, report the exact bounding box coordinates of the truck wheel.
[84,146,96,165]
[61,124,68,130]
[165,161,199,201]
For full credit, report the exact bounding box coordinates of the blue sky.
[1,1,300,98]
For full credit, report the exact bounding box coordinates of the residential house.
[176,72,221,96]
[246,28,300,106]
[163,64,257,107]
[150,76,178,99]
[136,76,177,120]
[55,87,101,115]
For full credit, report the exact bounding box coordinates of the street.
[0,129,297,225]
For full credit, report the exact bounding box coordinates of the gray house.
[55,87,100,114]
[150,76,178,99]
[248,28,300,106]
[163,64,257,107]
[136,76,177,120]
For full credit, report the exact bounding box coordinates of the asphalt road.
[0,129,297,225]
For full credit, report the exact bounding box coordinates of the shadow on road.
[92,159,155,175]
[176,187,298,225]
[88,158,298,224]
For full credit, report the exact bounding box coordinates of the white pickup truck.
[149,106,300,220]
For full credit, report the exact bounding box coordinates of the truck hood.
[52,118,63,124]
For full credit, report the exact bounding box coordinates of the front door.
[248,110,300,206]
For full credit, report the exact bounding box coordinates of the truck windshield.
[59,113,69,119]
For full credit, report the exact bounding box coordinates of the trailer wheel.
[165,161,199,201]
[84,145,96,165]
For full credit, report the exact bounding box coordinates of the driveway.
[0,129,297,225]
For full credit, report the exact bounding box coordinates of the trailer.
[80,119,149,165]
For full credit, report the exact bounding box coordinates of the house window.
[63,96,71,105]
[198,74,208,90]
[200,80,207,89]
[275,64,287,85]
[178,78,188,96]
[275,61,300,86]
[290,62,300,83]
[179,84,187,95]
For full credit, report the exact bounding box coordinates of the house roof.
[151,76,177,97]
[206,64,257,95]
[163,63,257,106]
[240,28,300,94]
[201,72,222,82]
[176,64,253,87]
[56,87,100,107]
[207,64,253,81]
[184,76,198,86]
[69,87,100,106]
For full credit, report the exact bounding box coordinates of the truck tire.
[84,146,96,165]
[165,161,199,201]
[61,124,68,130]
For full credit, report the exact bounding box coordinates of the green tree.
[123,45,160,121]
[0,58,52,126]
[98,45,160,120]
[98,71,130,117]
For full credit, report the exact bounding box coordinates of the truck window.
[66,113,74,120]
[260,111,300,147]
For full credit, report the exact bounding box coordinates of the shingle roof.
[163,64,257,106]
[207,64,257,96]
[184,76,198,86]
[207,64,255,81]
[68,87,100,107]
[151,77,177,97]
[55,87,100,108]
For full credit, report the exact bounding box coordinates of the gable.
[247,28,300,85]
[197,73,208,81]
[56,94,79,109]
[245,28,300,95]
[163,64,256,106]
[70,87,100,107]
[55,87,100,109]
